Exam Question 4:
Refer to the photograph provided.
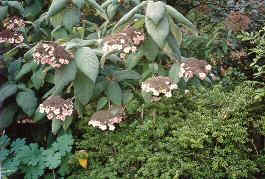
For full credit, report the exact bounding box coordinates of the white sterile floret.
[123,46,131,53]
[165,91,172,98]
[205,64,212,71]
[108,124,115,131]
[198,72,207,80]
[170,84,178,90]
[153,90,160,96]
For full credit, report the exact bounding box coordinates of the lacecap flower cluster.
[102,26,145,59]
[141,76,178,98]
[0,16,25,44]
[179,58,214,81]
[33,42,73,68]
[39,96,73,121]
[88,107,124,131]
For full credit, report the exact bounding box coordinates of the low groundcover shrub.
[70,82,265,179]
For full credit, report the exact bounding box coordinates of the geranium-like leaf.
[75,47,99,83]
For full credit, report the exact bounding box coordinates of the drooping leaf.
[63,8,81,30]
[166,5,198,34]
[142,36,159,61]
[0,84,17,104]
[50,10,64,27]
[51,26,68,40]
[74,71,94,105]
[146,1,165,25]
[16,90,38,117]
[0,6,8,21]
[113,1,147,32]
[112,70,140,81]
[165,32,182,61]
[169,63,181,83]
[145,16,170,48]
[48,0,69,17]
[106,81,122,105]
[63,116,72,130]
[54,61,77,95]
[74,47,99,83]
[169,16,182,46]
[0,104,17,130]
[96,97,108,110]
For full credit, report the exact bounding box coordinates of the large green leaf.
[15,62,37,80]
[74,71,94,105]
[0,6,8,21]
[65,39,99,50]
[112,70,140,81]
[54,61,77,95]
[31,68,46,90]
[63,8,81,30]
[16,90,38,117]
[0,84,17,104]
[106,81,122,105]
[1,1,24,16]
[96,97,108,110]
[48,0,68,17]
[145,16,169,48]
[169,63,181,83]
[146,1,165,25]
[142,36,159,61]
[113,1,147,32]
[24,0,43,18]
[166,5,198,34]
[50,10,64,27]
[75,47,99,83]
[0,104,17,130]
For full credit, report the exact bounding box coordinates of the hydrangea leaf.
[74,47,99,83]
[16,90,38,117]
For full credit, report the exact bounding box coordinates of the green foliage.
[71,83,264,178]
[0,133,74,178]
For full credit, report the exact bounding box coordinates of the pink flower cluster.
[3,16,25,30]
[88,107,124,131]
[102,26,145,60]
[179,58,214,81]
[0,30,24,44]
[33,42,73,68]
[89,116,123,131]
[0,17,25,44]
[141,76,178,99]
[39,96,74,121]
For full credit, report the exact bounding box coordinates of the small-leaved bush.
[70,82,265,179]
